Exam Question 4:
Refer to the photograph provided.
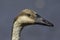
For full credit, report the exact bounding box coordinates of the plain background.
[0,0,60,40]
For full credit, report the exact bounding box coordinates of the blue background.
[0,0,60,40]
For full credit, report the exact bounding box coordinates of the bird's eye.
[27,14,31,17]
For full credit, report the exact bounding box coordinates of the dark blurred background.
[0,0,60,40]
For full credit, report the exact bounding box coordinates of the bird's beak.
[35,14,54,27]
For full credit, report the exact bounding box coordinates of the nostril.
[43,19,50,24]
[43,20,47,22]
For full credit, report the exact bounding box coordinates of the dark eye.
[27,14,31,17]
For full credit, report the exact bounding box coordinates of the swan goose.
[11,9,54,40]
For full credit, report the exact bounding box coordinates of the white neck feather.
[11,21,22,40]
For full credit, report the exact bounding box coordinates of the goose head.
[14,9,54,27]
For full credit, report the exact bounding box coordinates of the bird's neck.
[11,22,22,40]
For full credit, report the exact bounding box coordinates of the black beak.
[35,14,54,27]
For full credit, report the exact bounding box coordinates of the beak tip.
[51,24,54,27]
[49,24,54,27]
